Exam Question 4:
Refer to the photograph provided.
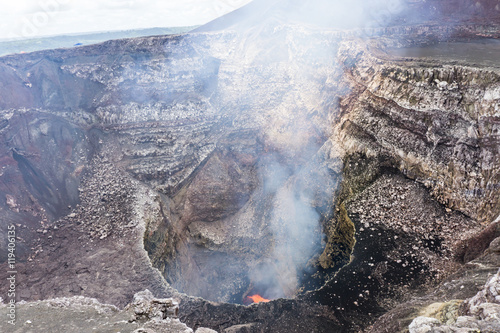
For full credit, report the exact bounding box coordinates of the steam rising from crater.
[201,0,411,301]
[255,153,335,298]
[129,0,426,303]
[111,0,492,303]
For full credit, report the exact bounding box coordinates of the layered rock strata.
[0,1,499,332]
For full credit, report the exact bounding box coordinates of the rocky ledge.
[368,228,500,333]
[0,289,216,333]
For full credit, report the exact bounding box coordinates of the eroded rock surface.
[0,1,499,333]
[336,40,500,223]
[0,291,208,333]
[368,232,500,333]
[406,267,500,333]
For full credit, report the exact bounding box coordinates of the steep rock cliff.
[0,1,499,332]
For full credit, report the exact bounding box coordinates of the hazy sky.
[0,0,252,40]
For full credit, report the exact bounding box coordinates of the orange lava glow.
[247,294,271,304]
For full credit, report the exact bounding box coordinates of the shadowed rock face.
[0,112,87,261]
[0,1,499,332]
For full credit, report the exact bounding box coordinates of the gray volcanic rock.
[335,40,500,223]
[0,112,87,262]
[0,291,205,333]
[126,289,180,321]
[368,238,500,333]
[0,1,499,333]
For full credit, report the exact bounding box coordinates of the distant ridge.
[194,0,281,32]
[195,0,500,34]
[193,0,405,33]
[0,26,198,57]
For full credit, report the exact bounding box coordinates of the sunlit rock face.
[336,40,500,223]
[0,0,499,332]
